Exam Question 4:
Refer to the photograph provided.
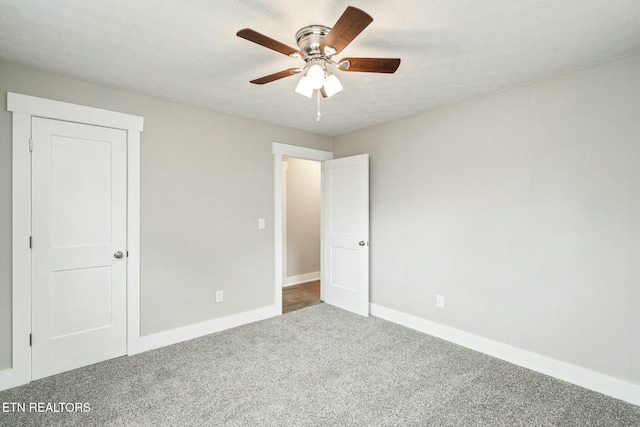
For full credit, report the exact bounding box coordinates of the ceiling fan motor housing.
[295,25,332,58]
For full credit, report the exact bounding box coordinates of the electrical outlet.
[436,295,445,308]
[215,290,224,303]
[258,218,265,229]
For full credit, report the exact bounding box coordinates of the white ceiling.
[1,0,639,136]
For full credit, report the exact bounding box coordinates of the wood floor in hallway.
[282,280,321,314]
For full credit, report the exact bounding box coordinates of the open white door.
[31,117,128,380]
[322,154,369,316]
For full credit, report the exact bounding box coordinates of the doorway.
[272,142,370,318]
[272,143,332,315]
[282,157,321,313]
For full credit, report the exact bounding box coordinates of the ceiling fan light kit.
[295,76,314,98]
[306,62,326,89]
[237,5,400,115]
[323,74,343,97]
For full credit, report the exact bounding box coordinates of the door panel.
[330,247,359,290]
[32,117,127,380]
[50,136,112,247]
[51,267,113,337]
[322,154,370,316]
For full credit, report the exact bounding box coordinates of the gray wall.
[333,53,640,385]
[0,60,330,370]
[284,157,321,279]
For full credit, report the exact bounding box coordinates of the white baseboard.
[283,271,320,287]
[136,305,278,354]
[0,365,29,392]
[0,368,12,391]
[370,303,640,406]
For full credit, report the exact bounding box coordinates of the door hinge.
[29,138,33,152]
[29,236,32,249]
[29,334,32,346]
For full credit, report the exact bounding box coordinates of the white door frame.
[281,160,288,287]
[3,93,143,390]
[272,143,332,314]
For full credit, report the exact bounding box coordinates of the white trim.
[370,303,640,406]
[282,161,288,288]
[273,143,332,316]
[283,271,321,287]
[126,130,142,355]
[7,93,143,131]
[272,142,333,160]
[0,368,15,388]
[3,93,143,391]
[3,111,32,391]
[138,306,277,353]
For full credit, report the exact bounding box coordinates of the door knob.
[359,241,366,246]
[114,251,124,259]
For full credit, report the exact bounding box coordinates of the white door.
[31,117,127,380]
[322,154,369,316]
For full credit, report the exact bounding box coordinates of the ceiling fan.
[236,6,400,99]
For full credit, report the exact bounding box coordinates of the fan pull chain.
[316,89,321,122]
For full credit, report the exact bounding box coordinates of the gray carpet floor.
[1,303,639,426]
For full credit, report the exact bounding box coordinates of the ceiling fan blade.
[321,6,373,55]
[338,57,401,73]
[250,68,301,85]
[237,28,302,57]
